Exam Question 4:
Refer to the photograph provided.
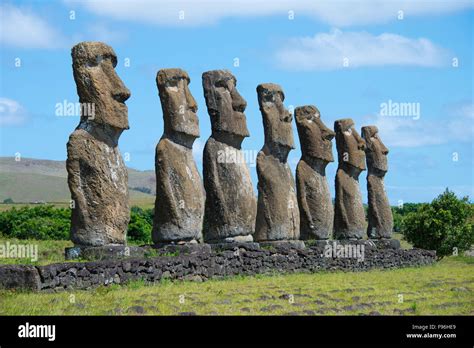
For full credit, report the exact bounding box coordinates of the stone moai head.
[71,42,130,130]
[361,125,389,175]
[156,68,200,147]
[257,83,294,160]
[334,118,366,171]
[202,70,249,144]
[295,105,335,163]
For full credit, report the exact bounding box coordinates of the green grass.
[0,237,154,265]
[0,192,155,212]
[0,256,472,316]
[392,232,413,249]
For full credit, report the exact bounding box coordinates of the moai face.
[156,68,200,139]
[257,83,295,152]
[72,42,130,130]
[362,125,388,174]
[295,105,335,163]
[202,70,249,140]
[334,118,366,171]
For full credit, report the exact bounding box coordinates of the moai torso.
[362,126,393,239]
[202,70,256,242]
[67,42,130,247]
[254,84,299,242]
[295,106,335,240]
[152,69,204,244]
[333,119,366,239]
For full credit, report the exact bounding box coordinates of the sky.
[0,0,473,204]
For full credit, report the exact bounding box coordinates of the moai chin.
[295,105,335,240]
[333,118,366,239]
[152,68,204,244]
[67,41,131,247]
[201,70,256,243]
[362,125,393,239]
[254,83,300,243]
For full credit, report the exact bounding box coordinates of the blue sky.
[0,0,472,204]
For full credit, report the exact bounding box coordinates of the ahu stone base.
[1,242,435,292]
[65,245,147,261]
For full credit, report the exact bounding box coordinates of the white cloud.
[364,101,474,147]
[0,98,27,126]
[275,29,450,70]
[71,23,128,44]
[66,0,473,27]
[0,5,66,49]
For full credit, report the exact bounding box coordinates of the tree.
[127,206,153,244]
[402,189,474,259]
[2,198,14,204]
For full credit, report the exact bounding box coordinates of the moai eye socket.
[261,91,274,103]
[215,78,228,89]
[86,54,117,68]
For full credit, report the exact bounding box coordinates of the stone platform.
[0,242,435,292]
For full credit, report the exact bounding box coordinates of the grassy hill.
[0,157,155,206]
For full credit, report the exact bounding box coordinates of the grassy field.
[0,255,472,316]
[0,192,155,212]
[0,156,156,205]
[0,234,472,316]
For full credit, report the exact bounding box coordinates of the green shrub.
[0,205,70,240]
[0,205,155,243]
[127,206,153,244]
[402,189,474,259]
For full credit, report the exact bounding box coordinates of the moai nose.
[186,87,198,113]
[231,89,247,112]
[112,78,131,103]
[322,124,336,140]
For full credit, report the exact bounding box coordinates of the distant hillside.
[0,157,155,203]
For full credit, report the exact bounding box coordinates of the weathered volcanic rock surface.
[362,125,393,239]
[67,41,131,246]
[295,105,335,240]
[333,118,366,239]
[154,138,204,242]
[153,68,204,244]
[0,244,436,292]
[201,70,256,242]
[254,83,299,242]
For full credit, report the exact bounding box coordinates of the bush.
[392,209,403,233]
[0,205,155,244]
[402,189,474,259]
[0,205,70,240]
[127,206,153,244]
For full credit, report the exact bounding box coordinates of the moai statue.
[67,42,131,247]
[152,68,204,245]
[333,119,366,239]
[295,105,335,240]
[202,70,256,243]
[362,126,393,239]
[254,83,300,245]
